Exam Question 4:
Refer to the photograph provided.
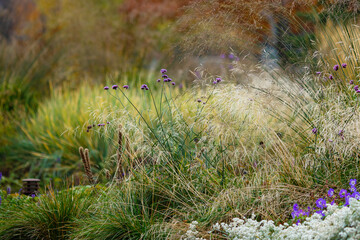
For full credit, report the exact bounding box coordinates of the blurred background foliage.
[0,0,359,185]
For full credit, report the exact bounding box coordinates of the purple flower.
[104,86,109,90]
[160,69,167,74]
[216,77,222,83]
[123,85,129,89]
[213,81,218,84]
[197,99,202,103]
[350,186,356,192]
[98,123,105,127]
[350,179,357,186]
[112,85,118,90]
[329,139,333,142]
[344,194,351,206]
[342,63,347,68]
[235,57,240,61]
[333,64,339,71]
[316,198,327,209]
[141,84,149,90]
[31,194,36,198]
[338,129,344,136]
[171,82,175,86]
[356,90,360,94]
[352,192,360,200]
[328,188,334,197]
[0,172,2,181]
[329,74,333,80]
[330,200,335,205]
[350,80,354,84]
[339,189,347,198]
[7,187,11,195]
[316,71,322,75]
[157,79,161,82]
[220,54,225,59]
[228,53,234,59]
[296,220,300,225]
[355,85,359,91]
[107,121,110,124]
[312,128,318,134]
[179,83,183,89]
[162,75,168,79]
[316,210,325,217]
[293,203,299,212]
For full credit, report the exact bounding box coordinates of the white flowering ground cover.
[184,198,360,240]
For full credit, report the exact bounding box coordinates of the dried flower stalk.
[79,147,94,184]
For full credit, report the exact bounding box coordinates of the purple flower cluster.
[291,178,359,224]
[157,68,176,86]
[86,122,110,132]
[220,53,240,61]
[141,84,149,90]
[104,85,130,91]
[213,77,222,85]
[316,63,347,80]
[312,127,318,134]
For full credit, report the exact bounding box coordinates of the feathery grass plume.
[79,147,94,184]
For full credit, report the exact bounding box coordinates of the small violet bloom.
[344,194,351,206]
[350,186,356,192]
[354,85,359,91]
[220,54,225,59]
[160,69,167,74]
[316,71,322,75]
[293,203,299,212]
[7,187,11,195]
[157,79,161,82]
[162,74,168,79]
[312,128,318,134]
[352,192,360,200]
[316,198,327,209]
[228,53,234,59]
[333,64,339,71]
[141,84,149,90]
[339,189,347,198]
[171,82,175,86]
[213,81,218,84]
[316,210,325,217]
[350,179,357,186]
[328,188,335,197]
[112,85,118,90]
[31,194,36,198]
[104,86,109,90]
[216,77,222,83]
[123,85,129,89]
[329,74,333,80]
[342,63,347,68]
[0,172,2,181]
[350,80,354,84]
[197,99,202,103]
